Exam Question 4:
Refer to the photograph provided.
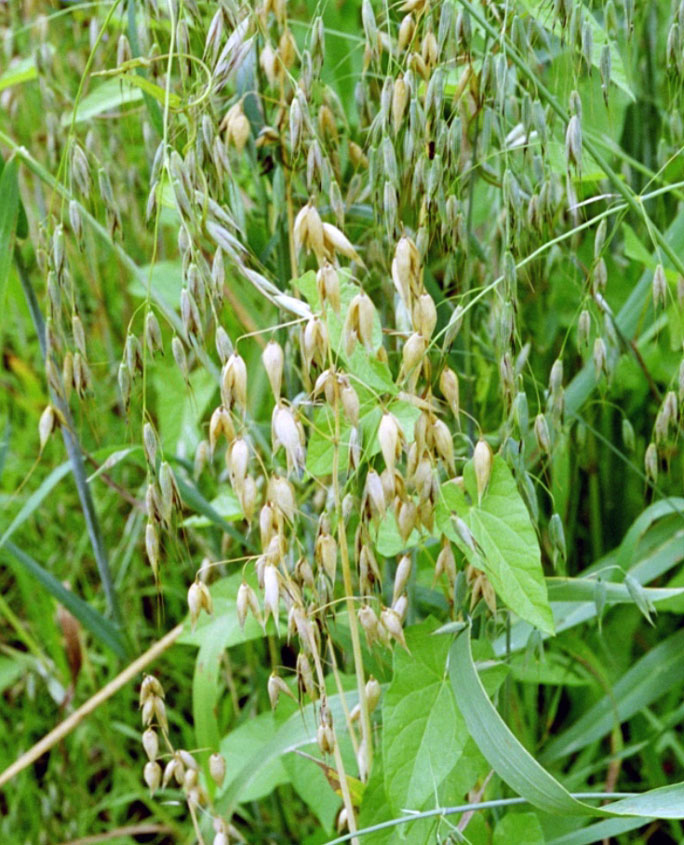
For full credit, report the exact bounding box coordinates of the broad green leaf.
[540,628,684,763]
[220,711,292,801]
[374,510,422,557]
[2,541,126,658]
[545,139,605,182]
[382,620,466,813]
[438,457,554,634]
[293,268,395,394]
[180,574,266,754]
[450,629,684,820]
[356,759,395,845]
[155,362,215,456]
[493,812,544,845]
[129,260,183,309]
[282,748,342,832]
[306,405,350,477]
[182,488,243,526]
[356,757,439,845]
[60,78,144,126]
[305,395,416,478]
[219,686,359,817]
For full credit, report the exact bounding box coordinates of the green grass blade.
[547,817,650,845]
[127,0,164,135]
[59,78,143,127]
[450,630,684,820]
[541,628,684,763]
[546,577,684,604]
[615,498,684,571]
[2,541,126,658]
[0,461,71,551]
[449,629,597,816]
[0,157,19,315]
[0,56,37,92]
[493,527,684,655]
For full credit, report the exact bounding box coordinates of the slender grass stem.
[332,382,373,782]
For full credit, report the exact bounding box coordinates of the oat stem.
[332,383,373,780]
[310,640,359,843]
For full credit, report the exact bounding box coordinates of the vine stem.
[324,793,640,845]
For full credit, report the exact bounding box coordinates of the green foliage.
[382,620,466,814]
[438,457,554,633]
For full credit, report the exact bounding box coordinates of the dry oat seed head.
[398,14,416,51]
[473,439,493,500]
[38,405,56,451]
[141,728,158,763]
[440,368,460,420]
[262,340,284,399]
[378,413,401,473]
[321,222,363,265]
[645,442,658,484]
[209,752,226,787]
[143,761,162,794]
[268,672,294,709]
[534,414,551,455]
[392,555,412,604]
[188,582,202,630]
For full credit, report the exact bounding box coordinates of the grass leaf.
[2,541,126,658]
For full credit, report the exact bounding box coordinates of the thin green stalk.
[332,382,373,781]
[586,425,603,561]
[0,592,47,664]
